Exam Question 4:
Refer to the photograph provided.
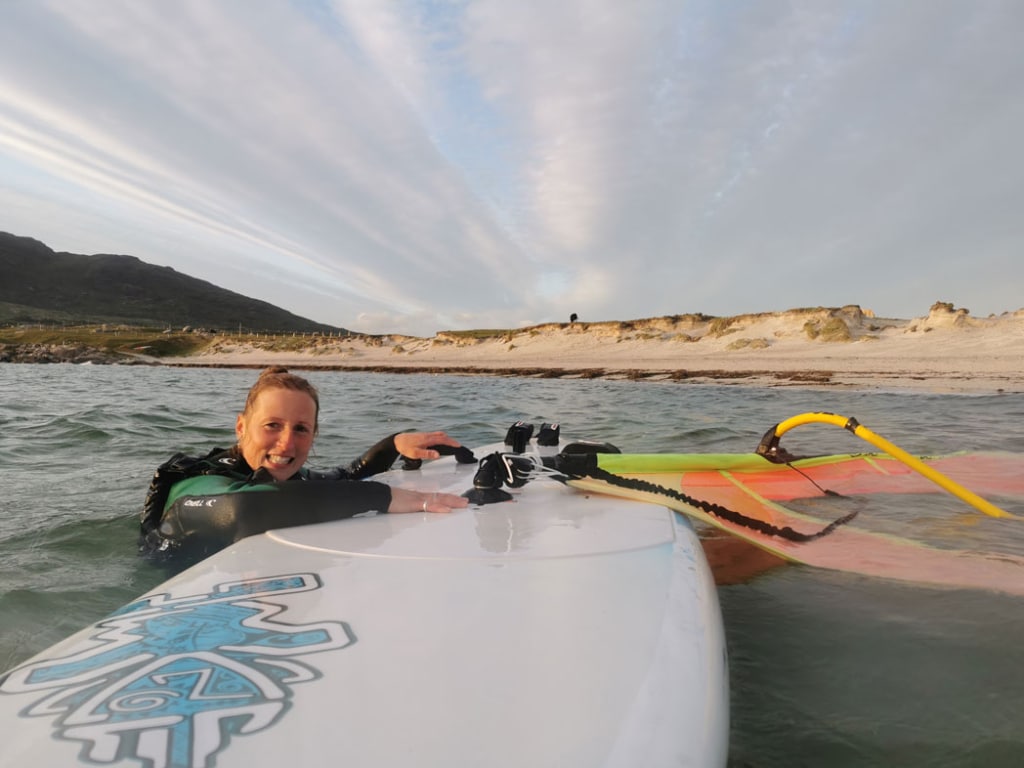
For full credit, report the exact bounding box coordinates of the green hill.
[0,232,347,334]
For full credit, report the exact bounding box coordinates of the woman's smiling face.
[235,387,317,481]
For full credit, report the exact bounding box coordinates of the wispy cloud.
[1,1,1022,333]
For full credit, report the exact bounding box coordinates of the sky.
[1,1,1022,335]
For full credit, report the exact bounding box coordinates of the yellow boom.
[759,412,1017,519]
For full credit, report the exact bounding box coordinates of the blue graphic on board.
[1,574,354,767]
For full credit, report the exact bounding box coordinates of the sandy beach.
[169,304,1024,394]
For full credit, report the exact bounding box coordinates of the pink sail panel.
[569,451,1024,595]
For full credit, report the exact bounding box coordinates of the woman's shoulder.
[142,446,246,536]
[157,446,243,475]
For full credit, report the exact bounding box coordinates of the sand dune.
[173,303,1024,393]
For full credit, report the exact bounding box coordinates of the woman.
[140,367,469,563]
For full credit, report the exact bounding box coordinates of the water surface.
[1,364,1022,766]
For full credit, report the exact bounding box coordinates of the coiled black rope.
[578,464,859,543]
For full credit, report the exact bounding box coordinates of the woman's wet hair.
[242,366,320,432]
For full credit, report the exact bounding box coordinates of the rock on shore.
[0,343,142,365]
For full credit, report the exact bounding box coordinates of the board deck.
[0,432,729,768]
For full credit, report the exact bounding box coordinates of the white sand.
[170,304,1024,394]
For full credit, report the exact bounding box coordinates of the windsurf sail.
[552,413,1024,595]
[756,411,1017,519]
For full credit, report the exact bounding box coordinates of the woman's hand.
[394,431,462,461]
[388,488,469,514]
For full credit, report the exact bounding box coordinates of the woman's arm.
[153,479,468,552]
[157,480,393,547]
[330,431,466,479]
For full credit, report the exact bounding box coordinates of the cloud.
[1,1,1023,334]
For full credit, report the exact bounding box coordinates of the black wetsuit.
[140,435,401,564]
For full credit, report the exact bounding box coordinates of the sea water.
[1,363,1023,766]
